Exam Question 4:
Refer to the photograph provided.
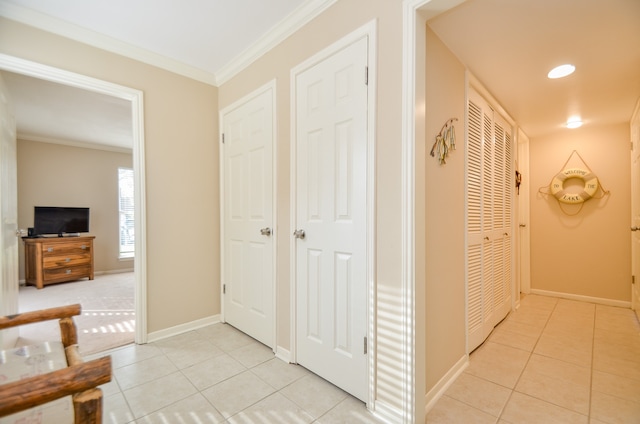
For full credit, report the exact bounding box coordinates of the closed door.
[0,75,19,349]
[222,85,275,348]
[631,107,640,317]
[467,89,513,352]
[293,36,369,401]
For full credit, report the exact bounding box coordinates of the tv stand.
[23,236,95,289]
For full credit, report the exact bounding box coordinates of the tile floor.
[87,294,640,423]
[88,322,385,423]
[426,294,640,424]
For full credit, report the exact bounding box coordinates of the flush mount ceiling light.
[566,117,583,128]
[548,64,576,79]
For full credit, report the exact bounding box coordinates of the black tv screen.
[34,206,90,236]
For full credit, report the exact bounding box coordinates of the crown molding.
[215,0,338,85]
[18,132,132,154]
[0,2,218,86]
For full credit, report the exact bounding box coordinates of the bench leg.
[73,388,103,424]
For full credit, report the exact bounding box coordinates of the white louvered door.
[467,88,514,352]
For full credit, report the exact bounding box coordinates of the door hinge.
[364,336,368,354]
[222,133,225,144]
[364,66,368,85]
[633,275,636,285]
[223,284,226,294]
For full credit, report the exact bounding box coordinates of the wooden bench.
[0,304,112,424]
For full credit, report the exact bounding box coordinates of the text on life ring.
[549,168,598,204]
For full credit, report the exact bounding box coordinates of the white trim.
[275,346,291,363]
[289,19,377,406]
[0,0,338,87]
[216,0,338,85]
[147,314,221,343]
[17,133,132,154]
[0,53,148,345]
[424,354,469,414]
[530,289,632,309]
[218,80,278,349]
[401,1,419,421]
[0,2,217,86]
[402,1,468,422]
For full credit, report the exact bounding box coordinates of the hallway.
[427,294,640,423]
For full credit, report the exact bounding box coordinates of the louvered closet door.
[467,88,514,352]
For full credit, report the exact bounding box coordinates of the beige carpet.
[17,272,135,355]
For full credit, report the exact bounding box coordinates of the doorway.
[0,54,147,345]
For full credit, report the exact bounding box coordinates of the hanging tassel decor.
[430,118,458,165]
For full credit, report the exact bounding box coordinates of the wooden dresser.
[23,236,95,289]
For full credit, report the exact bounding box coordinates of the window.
[118,168,134,258]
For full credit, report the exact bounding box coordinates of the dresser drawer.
[41,241,92,257]
[43,264,92,283]
[43,252,91,269]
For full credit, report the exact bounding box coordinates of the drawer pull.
[65,258,71,262]
[47,247,53,252]
[65,269,71,274]
[81,245,87,249]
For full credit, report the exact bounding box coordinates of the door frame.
[0,54,148,344]
[289,20,377,405]
[218,80,278,348]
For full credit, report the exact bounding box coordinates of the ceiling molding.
[215,0,338,85]
[0,2,218,86]
[18,132,133,154]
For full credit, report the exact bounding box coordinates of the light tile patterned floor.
[88,323,385,423]
[426,294,640,424]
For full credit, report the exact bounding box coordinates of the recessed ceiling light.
[548,64,576,79]
[566,117,583,128]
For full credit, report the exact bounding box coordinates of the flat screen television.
[33,206,90,237]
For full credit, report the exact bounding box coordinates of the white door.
[467,89,513,352]
[222,85,275,348]
[293,37,368,401]
[0,74,19,349]
[631,105,640,318]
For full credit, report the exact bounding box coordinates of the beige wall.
[530,123,631,302]
[17,140,133,278]
[218,0,414,413]
[424,27,467,390]
[0,17,220,333]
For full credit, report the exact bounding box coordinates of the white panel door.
[0,75,19,349]
[222,86,274,348]
[631,107,640,318]
[294,37,368,401]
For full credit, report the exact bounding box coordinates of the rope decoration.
[430,118,458,165]
[538,150,610,216]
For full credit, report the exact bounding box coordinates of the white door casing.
[291,34,371,401]
[221,82,276,348]
[0,73,19,349]
[631,100,640,317]
[0,54,148,344]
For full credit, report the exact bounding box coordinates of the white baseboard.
[275,346,291,363]
[147,314,221,343]
[530,289,631,308]
[424,354,469,415]
[95,268,134,275]
[372,400,403,424]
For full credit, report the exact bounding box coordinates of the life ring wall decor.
[549,168,599,204]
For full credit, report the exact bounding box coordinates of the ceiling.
[0,0,639,151]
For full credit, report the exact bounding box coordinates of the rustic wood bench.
[0,304,112,424]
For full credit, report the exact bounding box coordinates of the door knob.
[260,227,272,236]
[293,229,306,240]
